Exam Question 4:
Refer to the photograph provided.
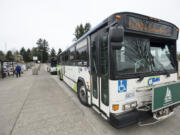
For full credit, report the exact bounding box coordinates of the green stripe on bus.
[73,83,77,92]
[56,65,61,76]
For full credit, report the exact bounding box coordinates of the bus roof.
[112,12,179,28]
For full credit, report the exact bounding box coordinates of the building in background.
[14,55,23,63]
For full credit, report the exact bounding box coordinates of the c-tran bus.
[59,12,180,128]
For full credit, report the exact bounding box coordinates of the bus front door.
[91,32,99,108]
[90,29,109,117]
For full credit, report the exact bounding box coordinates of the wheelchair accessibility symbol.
[118,80,127,93]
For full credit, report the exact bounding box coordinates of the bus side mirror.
[109,26,124,42]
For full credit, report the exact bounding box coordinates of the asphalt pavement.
[0,64,180,135]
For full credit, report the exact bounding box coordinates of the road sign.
[33,56,38,61]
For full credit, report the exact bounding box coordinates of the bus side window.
[61,53,64,64]
[64,50,69,65]
[76,39,88,66]
[69,46,76,65]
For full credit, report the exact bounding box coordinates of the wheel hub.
[80,86,86,102]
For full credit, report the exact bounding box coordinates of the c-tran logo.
[164,87,172,103]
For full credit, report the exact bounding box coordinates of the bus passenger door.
[90,32,99,107]
[90,29,109,117]
[99,29,109,116]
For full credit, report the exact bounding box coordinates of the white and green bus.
[59,12,180,128]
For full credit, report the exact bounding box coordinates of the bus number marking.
[125,92,135,99]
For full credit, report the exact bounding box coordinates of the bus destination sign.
[127,16,172,36]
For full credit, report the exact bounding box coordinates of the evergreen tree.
[20,47,26,56]
[6,50,14,61]
[50,48,56,57]
[31,47,38,57]
[36,38,49,63]
[0,50,5,61]
[19,47,32,62]
[57,48,62,56]
[74,23,91,40]
[20,47,26,61]
[84,23,91,33]
[26,48,32,62]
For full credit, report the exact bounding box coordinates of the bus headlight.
[123,101,137,111]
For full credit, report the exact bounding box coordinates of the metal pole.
[41,51,43,63]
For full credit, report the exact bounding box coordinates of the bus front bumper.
[110,110,152,128]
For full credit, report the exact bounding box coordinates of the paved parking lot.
[0,64,180,135]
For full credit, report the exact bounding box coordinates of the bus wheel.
[78,83,88,106]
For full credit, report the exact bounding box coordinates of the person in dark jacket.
[15,65,21,78]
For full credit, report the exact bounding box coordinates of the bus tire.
[77,82,88,106]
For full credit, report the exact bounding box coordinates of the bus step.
[101,113,108,120]
[92,106,101,114]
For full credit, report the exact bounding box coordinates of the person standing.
[15,65,21,78]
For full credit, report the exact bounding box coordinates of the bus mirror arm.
[105,21,118,32]
[109,25,124,43]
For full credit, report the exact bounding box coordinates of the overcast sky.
[0,0,180,53]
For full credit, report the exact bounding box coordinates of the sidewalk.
[0,66,96,135]
[0,70,35,135]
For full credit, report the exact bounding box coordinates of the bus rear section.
[59,12,180,128]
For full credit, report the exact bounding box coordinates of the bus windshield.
[112,36,176,75]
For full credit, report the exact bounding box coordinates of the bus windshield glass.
[112,36,176,75]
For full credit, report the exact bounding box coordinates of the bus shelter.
[0,60,3,79]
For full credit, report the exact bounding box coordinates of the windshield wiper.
[137,74,145,82]
[163,68,170,77]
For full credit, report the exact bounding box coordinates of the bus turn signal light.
[112,104,119,111]
[115,15,121,19]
